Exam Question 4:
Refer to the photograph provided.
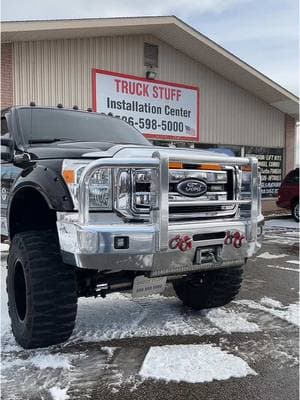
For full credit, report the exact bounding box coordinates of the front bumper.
[57,150,263,276]
[57,212,264,275]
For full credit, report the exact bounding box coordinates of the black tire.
[292,201,299,222]
[173,267,243,310]
[7,230,77,349]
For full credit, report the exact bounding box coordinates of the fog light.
[114,236,129,249]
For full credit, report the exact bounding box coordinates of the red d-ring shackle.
[169,234,192,252]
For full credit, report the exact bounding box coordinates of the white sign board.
[92,69,200,141]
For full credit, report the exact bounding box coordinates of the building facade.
[1,17,299,212]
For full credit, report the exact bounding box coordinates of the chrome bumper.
[57,151,264,275]
[57,213,264,274]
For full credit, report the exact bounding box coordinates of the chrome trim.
[169,199,251,207]
[167,154,251,165]
[70,151,262,273]
[169,169,227,183]
[149,258,245,277]
[169,191,228,200]
[168,209,236,220]
[249,157,259,242]
[57,211,264,271]
[78,158,160,225]
[152,151,169,251]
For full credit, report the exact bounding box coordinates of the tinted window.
[285,169,299,184]
[1,117,8,136]
[17,108,151,146]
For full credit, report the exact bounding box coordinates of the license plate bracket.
[132,275,167,298]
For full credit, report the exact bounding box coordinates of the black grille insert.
[193,232,226,241]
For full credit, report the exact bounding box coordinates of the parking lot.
[1,217,299,400]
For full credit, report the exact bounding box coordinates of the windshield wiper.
[28,138,74,144]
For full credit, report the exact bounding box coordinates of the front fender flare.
[8,164,74,213]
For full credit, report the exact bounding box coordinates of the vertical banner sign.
[245,147,283,198]
[92,69,200,141]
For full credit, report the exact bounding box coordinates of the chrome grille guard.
[78,151,260,253]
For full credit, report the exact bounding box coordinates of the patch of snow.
[263,236,299,245]
[101,346,117,359]
[265,219,299,229]
[257,252,288,259]
[0,243,9,252]
[49,386,69,400]
[1,265,11,344]
[139,344,256,383]
[205,308,260,333]
[260,297,283,308]
[30,354,74,370]
[72,293,215,342]
[237,298,299,327]
[286,260,300,265]
[265,264,299,272]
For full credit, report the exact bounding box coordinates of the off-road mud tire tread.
[7,230,77,349]
[173,267,243,310]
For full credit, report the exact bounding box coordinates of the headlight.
[114,168,157,218]
[62,159,112,210]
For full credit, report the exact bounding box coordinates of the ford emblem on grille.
[177,179,208,197]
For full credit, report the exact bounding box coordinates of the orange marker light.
[63,169,75,184]
[242,165,252,172]
[197,164,222,171]
[169,162,183,169]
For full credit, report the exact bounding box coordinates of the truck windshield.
[17,107,151,146]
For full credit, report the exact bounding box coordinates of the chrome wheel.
[292,202,299,222]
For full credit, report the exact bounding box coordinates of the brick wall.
[1,43,13,109]
[285,115,296,174]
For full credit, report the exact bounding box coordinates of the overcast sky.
[1,0,299,95]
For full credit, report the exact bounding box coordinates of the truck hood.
[27,141,136,159]
[83,145,228,160]
[28,141,226,160]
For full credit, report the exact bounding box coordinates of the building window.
[195,143,242,157]
[144,43,158,67]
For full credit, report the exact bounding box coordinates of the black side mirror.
[1,137,14,162]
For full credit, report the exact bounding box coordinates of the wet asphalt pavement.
[1,217,299,400]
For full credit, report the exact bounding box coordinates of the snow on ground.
[139,344,256,383]
[203,308,260,334]
[30,354,75,370]
[263,218,299,245]
[265,218,299,230]
[1,264,11,342]
[0,217,298,396]
[286,260,300,265]
[260,297,283,308]
[257,252,288,259]
[237,298,299,327]
[265,264,299,272]
[0,243,9,252]
[49,386,70,400]
[65,293,263,345]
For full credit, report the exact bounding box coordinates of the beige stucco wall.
[13,34,285,147]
